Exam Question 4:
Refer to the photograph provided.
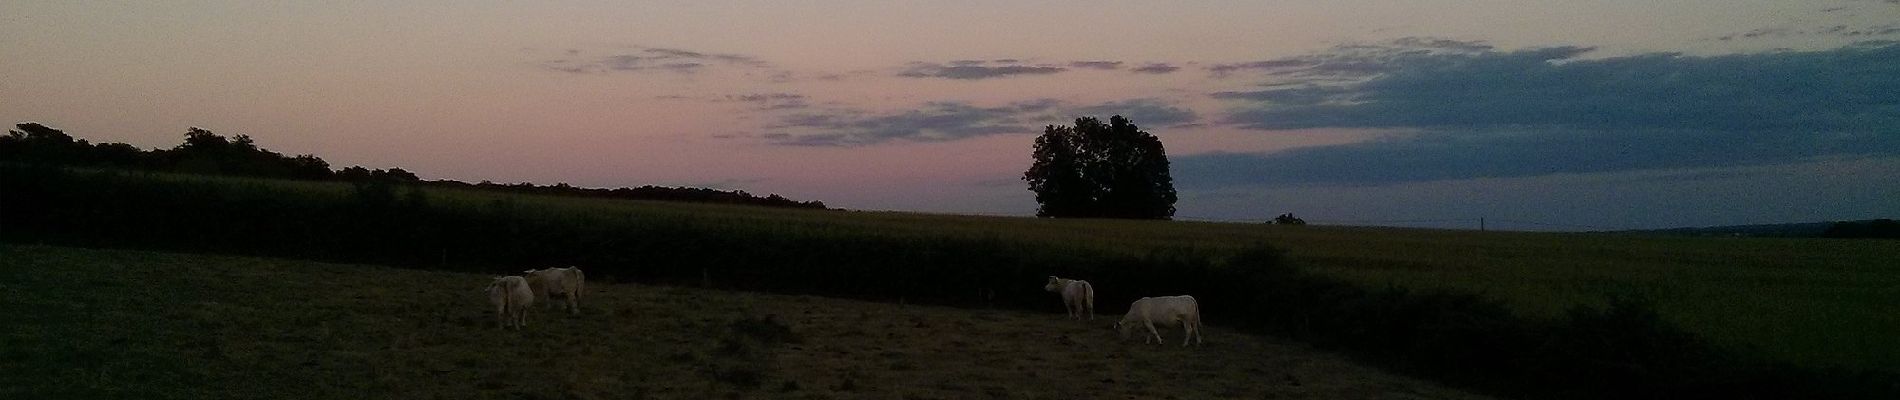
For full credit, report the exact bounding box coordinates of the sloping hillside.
[0,244,1486,399]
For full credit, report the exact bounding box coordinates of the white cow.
[524,266,586,315]
[1114,295,1202,346]
[486,276,534,330]
[1043,276,1096,320]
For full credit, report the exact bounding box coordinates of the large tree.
[1024,115,1176,219]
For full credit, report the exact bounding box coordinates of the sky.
[4,1,1898,230]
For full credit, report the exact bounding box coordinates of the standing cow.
[1043,276,1096,320]
[1114,295,1202,346]
[486,276,534,330]
[524,266,586,315]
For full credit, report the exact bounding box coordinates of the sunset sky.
[4,1,1897,230]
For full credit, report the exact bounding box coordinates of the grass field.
[10,168,1897,375]
[404,181,1900,373]
[0,244,1490,399]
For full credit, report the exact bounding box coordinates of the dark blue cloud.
[641,47,770,67]
[1130,63,1180,74]
[1175,128,1900,188]
[726,93,809,110]
[1716,24,1900,41]
[543,46,770,74]
[756,97,1198,146]
[1069,61,1124,70]
[897,61,1067,80]
[763,100,1061,146]
[1219,42,1899,132]
[1210,85,1342,105]
[1065,99,1199,128]
[1207,37,1498,78]
[900,59,1203,78]
[1181,41,1900,188]
[1714,2,1900,41]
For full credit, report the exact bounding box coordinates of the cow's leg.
[1146,321,1163,345]
[571,287,582,314]
[496,304,507,329]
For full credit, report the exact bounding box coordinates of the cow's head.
[1043,276,1061,292]
[1113,321,1134,340]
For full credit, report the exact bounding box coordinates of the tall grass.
[4,165,1895,399]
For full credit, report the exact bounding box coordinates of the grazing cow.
[1114,295,1202,346]
[1043,276,1096,320]
[524,266,586,315]
[486,276,534,330]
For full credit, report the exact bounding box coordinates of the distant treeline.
[1823,219,1900,239]
[0,122,826,209]
[425,180,823,209]
[1626,220,1899,239]
[3,165,1892,400]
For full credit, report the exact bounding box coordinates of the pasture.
[0,244,1487,399]
[470,189,1900,373]
[165,171,1899,373]
[4,166,1896,398]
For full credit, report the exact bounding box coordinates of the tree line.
[1823,219,1900,239]
[0,122,826,209]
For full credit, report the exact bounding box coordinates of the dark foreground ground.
[0,244,1487,399]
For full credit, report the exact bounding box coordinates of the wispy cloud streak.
[542,46,771,74]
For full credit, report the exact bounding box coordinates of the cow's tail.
[1083,282,1095,311]
[499,281,515,326]
[574,268,586,303]
[1189,295,1202,325]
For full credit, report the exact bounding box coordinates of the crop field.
[0,244,1488,399]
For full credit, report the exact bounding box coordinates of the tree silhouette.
[2,123,152,167]
[1024,115,1176,219]
[152,127,335,179]
[1823,219,1899,239]
[2,123,85,164]
[6,121,828,209]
